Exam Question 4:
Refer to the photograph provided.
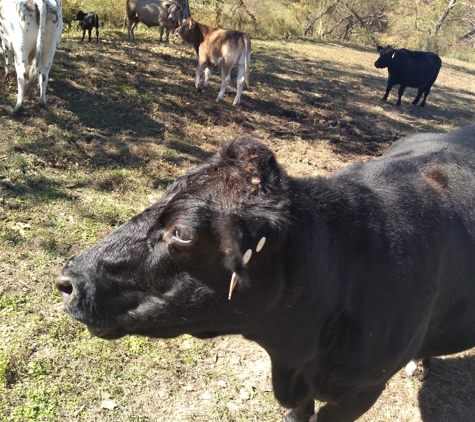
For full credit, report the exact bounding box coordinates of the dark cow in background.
[176,18,251,106]
[374,45,441,107]
[126,0,182,42]
[74,11,99,43]
[57,125,475,421]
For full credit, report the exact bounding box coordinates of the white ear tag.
[256,237,266,252]
[228,272,237,300]
[242,249,252,265]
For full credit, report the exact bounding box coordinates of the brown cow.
[176,18,251,106]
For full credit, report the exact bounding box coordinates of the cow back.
[391,49,441,87]
[202,28,249,66]
[126,0,173,26]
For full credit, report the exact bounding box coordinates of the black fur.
[57,127,475,422]
[74,11,99,43]
[374,45,441,107]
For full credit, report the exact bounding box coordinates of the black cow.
[56,126,475,422]
[74,11,99,43]
[374,45,441,107]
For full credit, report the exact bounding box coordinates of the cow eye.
[172,227,194,244]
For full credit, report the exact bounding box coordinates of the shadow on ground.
[419,354,475,422]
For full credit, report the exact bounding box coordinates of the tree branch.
[431,0,458,36]
[304,0,341,36]
[459,28,475,40]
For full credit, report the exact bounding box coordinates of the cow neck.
[193,23,206,55]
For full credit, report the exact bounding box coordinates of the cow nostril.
[55,276,74,301]
[59,284,73,295]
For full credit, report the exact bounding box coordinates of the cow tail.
[27,0,47,93]
[244,35,250,87]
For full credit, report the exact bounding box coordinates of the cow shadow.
[418,353,475,422]
[17,39,212,171]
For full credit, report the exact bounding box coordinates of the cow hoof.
[233,100,240,106]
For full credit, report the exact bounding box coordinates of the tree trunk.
[304,0,341,36]
[431,0,457,36]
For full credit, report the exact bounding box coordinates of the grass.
[1,27,475,421]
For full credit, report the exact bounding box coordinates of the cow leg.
[381,83,392,101]
[233,63,246,106]
[420,86,432,107]
[412,87,424,106]
[195,62,206,91]
[3,47,13,78]
[421,357,431,379]
[88,28,92,42]
[203,65,215,88]
[127,20,135,40]
[420,73,438,107]
[315,384,385,422]
[396,84,406,107]
[159,26,165,42]
[37,70,50,108]
[165,28,171,43]
[37,47,57,108]
[283,399,315,422]
[216,65,232,102]
[81,28,86,41]
[13,56,28,112]
[96,27,99,43]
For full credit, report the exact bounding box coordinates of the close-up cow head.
[56,136,292,341]
[374,45,396,68]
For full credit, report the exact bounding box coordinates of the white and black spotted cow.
[0,0,63,112]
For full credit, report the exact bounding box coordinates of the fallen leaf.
[100,399,117,410]
[217,380,227,388]
[201,391,213,400]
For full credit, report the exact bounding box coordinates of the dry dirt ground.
[1,29,475,422]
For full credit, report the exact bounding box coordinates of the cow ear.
[377,45,383,52]
[216,136,291,297]
[218,214,284,298]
